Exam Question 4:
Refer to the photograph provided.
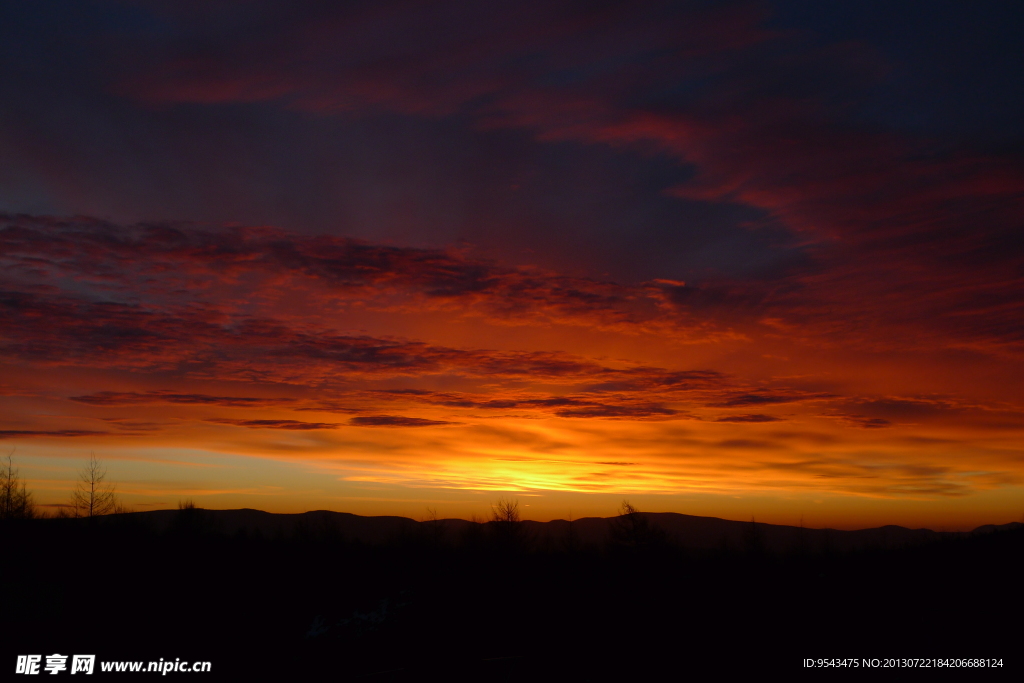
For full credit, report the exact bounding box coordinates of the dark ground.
[2,510,1021,680]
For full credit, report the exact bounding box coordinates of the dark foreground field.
[3,510,1021,680]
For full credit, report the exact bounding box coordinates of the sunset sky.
[2,0,1023,529]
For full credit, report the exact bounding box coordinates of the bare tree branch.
[70,453,121,517]
[0,450,35,520]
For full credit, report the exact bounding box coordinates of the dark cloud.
[0,430,108,439]
[825,397,966,427]
[96,418,169,433]
[206,419,341,430]
[714,439,781,450]
[715,414,784,423]
[580,370,727,393]
[349,416,453,427]
[71,390,293,407]
[552,404,677,420]
[710,392,828,408]
[849,398,960,420]
[830,414,892,429]
[370,388,705,420]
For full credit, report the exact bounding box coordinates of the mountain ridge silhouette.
[90,507,1022,552]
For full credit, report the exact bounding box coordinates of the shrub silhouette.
[172,498,212,536]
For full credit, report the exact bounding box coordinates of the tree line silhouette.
[1,452,126,520]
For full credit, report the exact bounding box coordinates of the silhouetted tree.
[563,511,579,553]
[71,454,122,517]
[743,515,764,556]
[0,452,35,520]
[491,497,520,524]
[424,506,445,546]
[490,497,527,551]
[609,500,665,551]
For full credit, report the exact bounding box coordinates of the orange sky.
[2,2,1024,530]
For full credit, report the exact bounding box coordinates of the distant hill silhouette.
[106,508,1021,553]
